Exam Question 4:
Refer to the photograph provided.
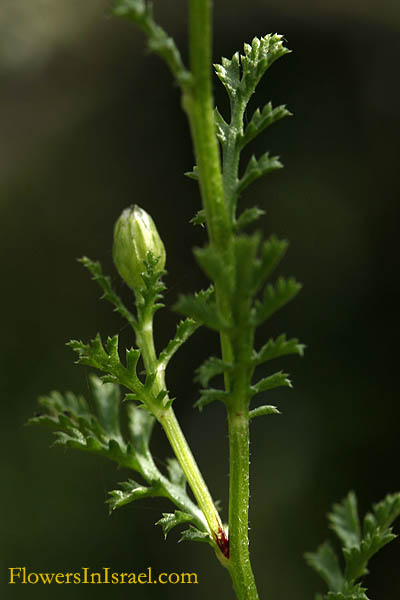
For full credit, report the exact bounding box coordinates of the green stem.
[137,313,226,553]
[185,2,260,599]
[185,0,232,252]
[227,407,259,600]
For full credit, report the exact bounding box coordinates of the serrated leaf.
[156,510,194,538]
[251,371,292,396]
[189,209,205,227]
[68,334,143,395]
[214,52,241,100]
[253,277,302,325]
[215,107,229,144]
[166,458,187,490]
[112,0,190,88]
[240,35,291,101]
[195,357,232,388]
[107,478,164,513]
[179,525,212,545]
[329,492,361,550]
[195,388,230,411]
[158,319,200,367]
[252,235,288,292]
[215,35,290,105]
[175,287,228,331]
[305,541,344,593]
[194,245,233,293]
[79,256,137,330]
[235,207,265,232]
[126,402,155,455]
[232,234,260,309]
[136,252,167,319]
[248,405,280,419]
[89,375,122,442]
[240,102,291,148]
[253,334,305,365]
[185,165,199,181]
[237,152,283,195]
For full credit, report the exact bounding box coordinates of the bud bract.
[113,205,166,294]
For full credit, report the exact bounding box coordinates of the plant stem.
[185,2,260,599]
[137,313,226,553]
[227,407,259,600]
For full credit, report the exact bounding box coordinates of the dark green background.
[1,0,400,598]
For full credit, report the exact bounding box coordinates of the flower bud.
[113,205,166,294]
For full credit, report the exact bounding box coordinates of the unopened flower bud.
[113,205,166,294]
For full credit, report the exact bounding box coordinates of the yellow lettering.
[39,573,55,584]
[159,573,168,584]
[27,572,39,584]
[73,573,81,584]
[9,568,22,584]
[138,572,147,584]
[90,572,102,584]
[169,572,179,584]
[181,572,198,584]
[119,573,127,584]
[111,573,119,584]
[103,567,109,584]
[82,567,89,584]
[65,572,73,584]
[127,573,136,584]
[147,567,153,584]
[55,573,64,584]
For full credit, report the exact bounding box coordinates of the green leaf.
[240,102,291,148]
[240,35,291,101]
[342,492,400,582]
[214,51,241,101]
[215,107,229,145]
[126,402,155,456]
[195,388,230,411]
[28,379,133,468]
[185,166,199,181]
[253,334,305,365]
[237,153,283,195]
[252,235,288,292]
[215,35,290,105]
[248,405,280,419]
[251,371,292,396]
[306,491,400,600]
[166,458,187,491]
[158,319,200,368]
[136,252,166,319]
[112,0,190,88]
[235,207,265,232]
[194,245,233,293]
[175,287,228,331]
[329,492,361,550]
[189,209,205,227]
[195,357,232,388]
[232,235,260,310]
[253,277,302,326]
[305,541,344,593]
[79,257,137,330]
[107,478,165,513]
[89,375,123,442]
[156,510,194,539]
[68,334,142,393]
[179,525,213,545]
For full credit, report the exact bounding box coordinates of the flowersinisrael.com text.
[9,567,198,585]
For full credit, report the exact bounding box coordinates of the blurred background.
[1,0,400,598]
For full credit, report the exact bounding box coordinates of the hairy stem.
[137,313,225,552]
[185,1,259,598]
[227,407,259,600]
